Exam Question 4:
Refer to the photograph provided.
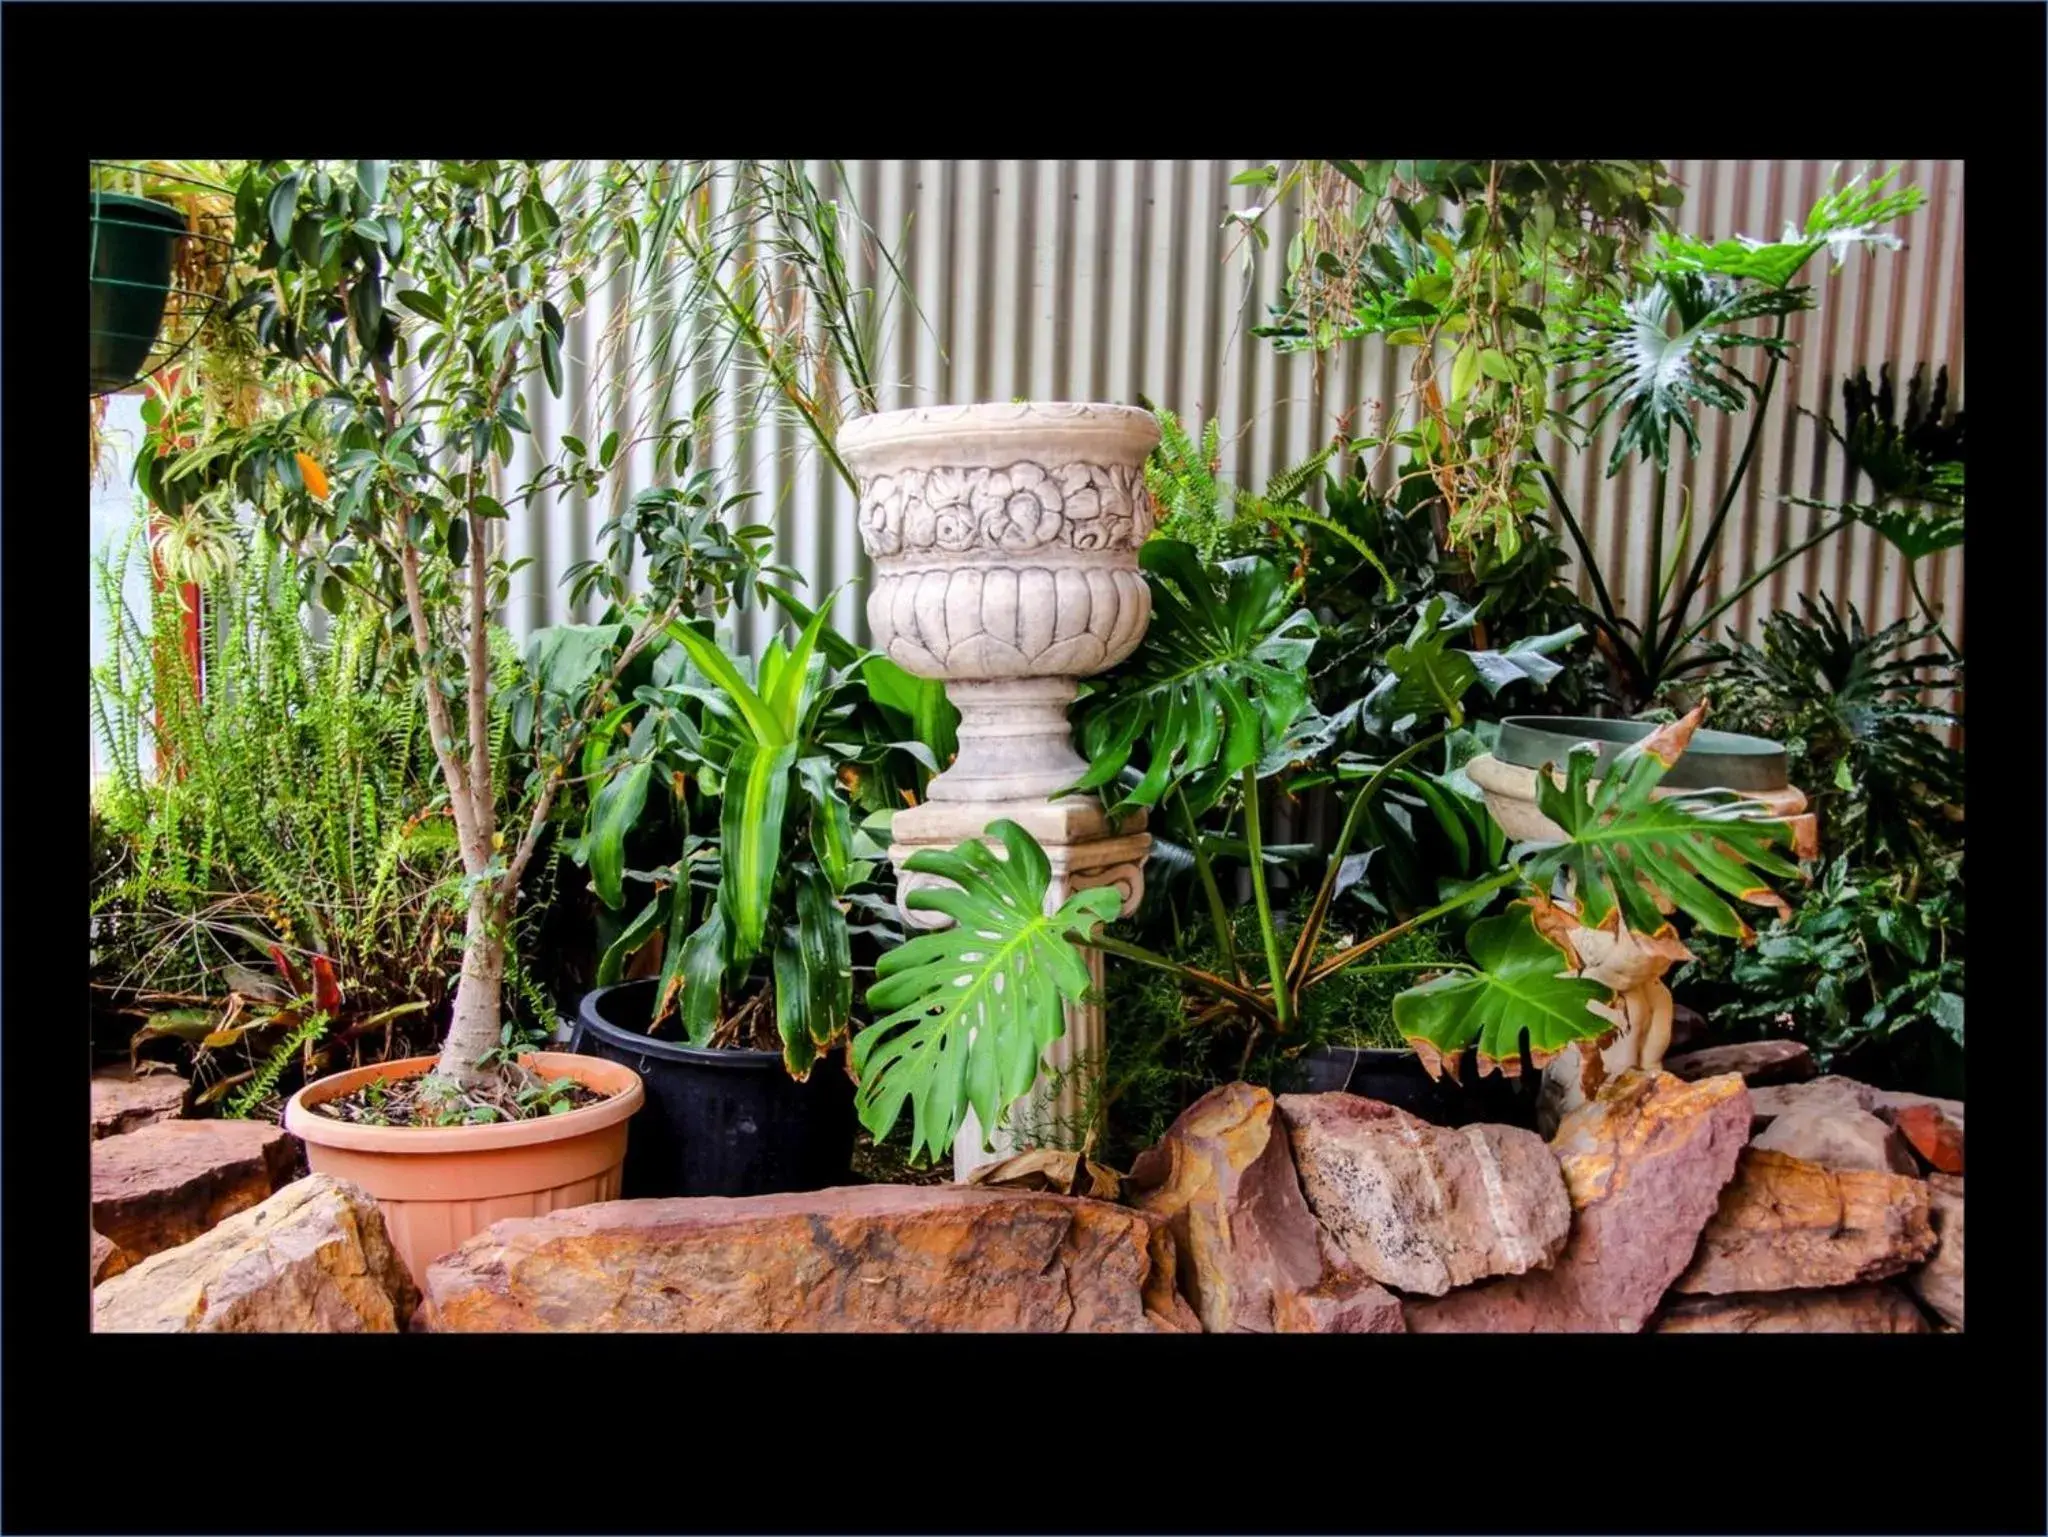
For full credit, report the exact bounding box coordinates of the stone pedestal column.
[889,798,1150,1179]
[837,403,1161,1182]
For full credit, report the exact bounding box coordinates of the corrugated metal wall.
[491,159,1964,664]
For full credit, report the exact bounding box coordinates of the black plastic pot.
[90,193,188,394]
[1293,1045,1537,1129]
[571,979,856,1199]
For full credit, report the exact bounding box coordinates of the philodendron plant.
[850,532,1805,1162]
[860,708,1801,1161]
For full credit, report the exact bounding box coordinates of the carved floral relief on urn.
[838,402,1163,806]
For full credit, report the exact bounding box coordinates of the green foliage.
[855,822,1122,1163]
[1144,407,1232,556]
[1520,724,1805,942]
[90,522,539,1105]
[1679,589,1963,1092]
[225,1017,329,1120]
[1238,160,1679,554]
[1649,169,1927,291]
[1141,405,1366,580]
[1070,537,1317,815]
[1558,275,1811,474]
[1391,905,1612,1073]
[1698,596,1962,865]
[1679,855,1963,1092]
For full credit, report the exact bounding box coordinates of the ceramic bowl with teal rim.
[1493,716,1789,794]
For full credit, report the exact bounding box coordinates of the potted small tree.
[160,159,686,1282]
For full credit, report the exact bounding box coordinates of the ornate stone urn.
[1465,716,1817,1135]
[838,403,1161,1179]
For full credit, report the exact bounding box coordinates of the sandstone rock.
[1405,1071,1751,1333]
[91,1119,299,1264]
[1750,1079,1966,1176]
[91,1229,128,1286]
[1907,1173,1963,1329]
[1663,1040,1814,1086]
[1868,1086,1964,1126]
[1751,1103,1919,1175]
[1275,1093,1569,1297]
[1749,1075,1875,1124]
[1883,1101,1964,1174]
[94,1175,418,1333]
[1127,1083,1382,1333]
[1273,1270,1406,1334]
[1675,1149,1935,1295]
[1655,1285,1930,1333]
[417,1185,1200,1333]
[90,1065,189,1139]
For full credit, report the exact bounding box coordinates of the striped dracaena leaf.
[720,739,798,966]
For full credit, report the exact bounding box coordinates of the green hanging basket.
[90,191,190,394]
[90,164,235,397]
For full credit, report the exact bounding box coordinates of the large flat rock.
[91,1066,189,1139]
[1674,1149,1935,1295]
[1655,1285,1930,1333]
[94,1175,417,1333]
[91,1119,299,1267]
[417,1184,1200,1333]
[1406,1071,1751,1333]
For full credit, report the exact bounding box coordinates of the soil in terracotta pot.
[312,1062,609,1127]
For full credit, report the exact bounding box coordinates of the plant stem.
[1285,728,1448,991]
[1072,929,1278,1022]
[1532,448,1619,631]
[1172,783,1240,983]
[1650,311,1791,677]
[1304,865,1521,989]
[1667,514,1853,660]
[1240,766,1293,1032]
[1904,559,1959,656]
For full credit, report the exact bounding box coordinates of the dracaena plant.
[579,580,952,1079]
[582,594,856,1075]
[163,159,699,1108]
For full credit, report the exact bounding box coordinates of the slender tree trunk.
[436,885,508,1087]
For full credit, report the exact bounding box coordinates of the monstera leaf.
[1391,903,1614,1081]
[1514,708,1806,942]
[1364,597,1584,728]
[1068,537,1315,815]
[853,821,1121,1163]
[1560,273,1811,473]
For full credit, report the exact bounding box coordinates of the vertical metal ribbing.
[483,159,1960,672]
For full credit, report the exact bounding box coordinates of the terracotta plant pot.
[284,1052,643,1286]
